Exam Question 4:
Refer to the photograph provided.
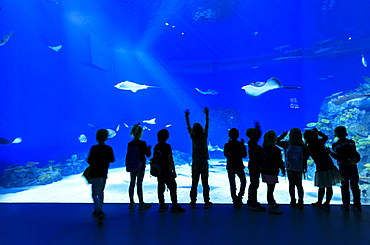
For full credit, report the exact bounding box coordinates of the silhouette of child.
[277,128,307,209]
[224,128,247,208]
[261,130,285,215]
[246,122,266,212]
[87,129,115,218]
[154,129,185,213]
[330,126,362,211]
[127,123,152,210]
[304,129,344,211]
[185,107,212,208]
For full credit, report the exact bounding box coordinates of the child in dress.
[87,129,115,218]
[277,128,306,209]
[224,128,247,208]
[304,129,344,211]
[261,130,285,215]
[127,123,152,210]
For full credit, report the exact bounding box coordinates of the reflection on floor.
[1,203,368,245]
[0,163,344,204]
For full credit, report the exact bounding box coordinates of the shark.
[48,45,63,52]
[0,32,13,46]
[242,77,301,97]
[195,88,218,95]
[114,81,155,92]
[143,118,156,125]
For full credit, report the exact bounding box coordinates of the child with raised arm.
[330,126,361,211]
[224,128,247,208]
[126,123,152,210]
[87,129,115,218]
[154,129,185,213]
[185,107,212,208]
[277,128,307,209]
[246,122,266,212]
[304,128,344,211]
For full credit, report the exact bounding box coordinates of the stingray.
[48,45,63,52]
[241,77,301,97]
[114,81,155,92]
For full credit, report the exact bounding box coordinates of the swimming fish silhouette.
[114,81,155,92]
[48,45,63,52]
[195,88,218,95]
[242,77,301,97]
[362,54,367,67]
[0,32,13,46]
[143,118,156,125]
[78,134,87,143]
[0,137,22,145]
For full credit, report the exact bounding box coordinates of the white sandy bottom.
[0,160,342,204]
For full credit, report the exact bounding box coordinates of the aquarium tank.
[1,0,370,205]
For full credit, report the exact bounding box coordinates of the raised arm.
[204,107,209,135]
[184,109,192,134]
[276,131,288,149]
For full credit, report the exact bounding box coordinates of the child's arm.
[168,145,177,177]
[276,131,288,149]
[204,107,209,135]
[184,109,192,134]
[314,129,328,144]
[255,122,262,142]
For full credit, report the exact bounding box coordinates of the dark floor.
[1,203,369,245]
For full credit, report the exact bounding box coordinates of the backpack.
[336,140,361,165]
[258,148,277,174]
[285,145,304,172]
[125,145,142,172]
[149,149,163,177]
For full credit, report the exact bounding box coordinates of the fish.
[0,137,21,145]
[116,124,120,131]
[242,77,301,97]
[123,123,129,128]
[331,93,370,105]
[48,45,63,52]
[207,142,224,152]
[362,54,367,67]
[106,129,116,138]
[143,125,151,131]
[12,137,22,143]
[165,124,172,128]
[195,88,218,95]
[0,32,13,46]
[78,134,87,143]
[143,118,156,124]
[114,81,154,92]
[87,123,95,128]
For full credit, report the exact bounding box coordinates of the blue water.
[1,0,370,202]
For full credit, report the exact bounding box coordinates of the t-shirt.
[127,140,151,171]
[224,139,247,171]
[87,144,115,178]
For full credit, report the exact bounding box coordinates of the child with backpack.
[330,126,362,211]
[185,107,212,209]
[126,123,152,210]
[304,128,344,211]
[87,129,115,218]
[261,130,285,215]
[153,129,185,213]
[277,128,307,209]
[224,128,247,208]
[246,122,266,212]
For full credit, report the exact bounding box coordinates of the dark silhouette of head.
[96,129,109,144]
[191,123,204,138]
[334,126,348,138]
[246,128,258,140]
[263,130,277,148]
[157,129,169,143]
[289,128,303,146]
[229,128,239,140]
[130,123,143,139]
[304,130,318,144]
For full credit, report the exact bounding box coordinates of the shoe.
[268,205,283,215]
[204,202,213,209]
[190,202,196,209]
[246,200,253,207]
[171,205,186,213]
[322,202,330,211]
[251,204,266,212]
[233,202,243,208]
[311,202,323,209]
[290,201,297,208]
[351,204,362,212]
[341,204,349,211]
[129,202,136,209]
[92,210,99,217]
[297,201,304,209]
[139,203,152,210]
[159,204,169,213]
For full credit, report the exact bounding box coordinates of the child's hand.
[184,109,190,116]
[240,138,245,144]
[203,107,209,114]
[148,145,152,151]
